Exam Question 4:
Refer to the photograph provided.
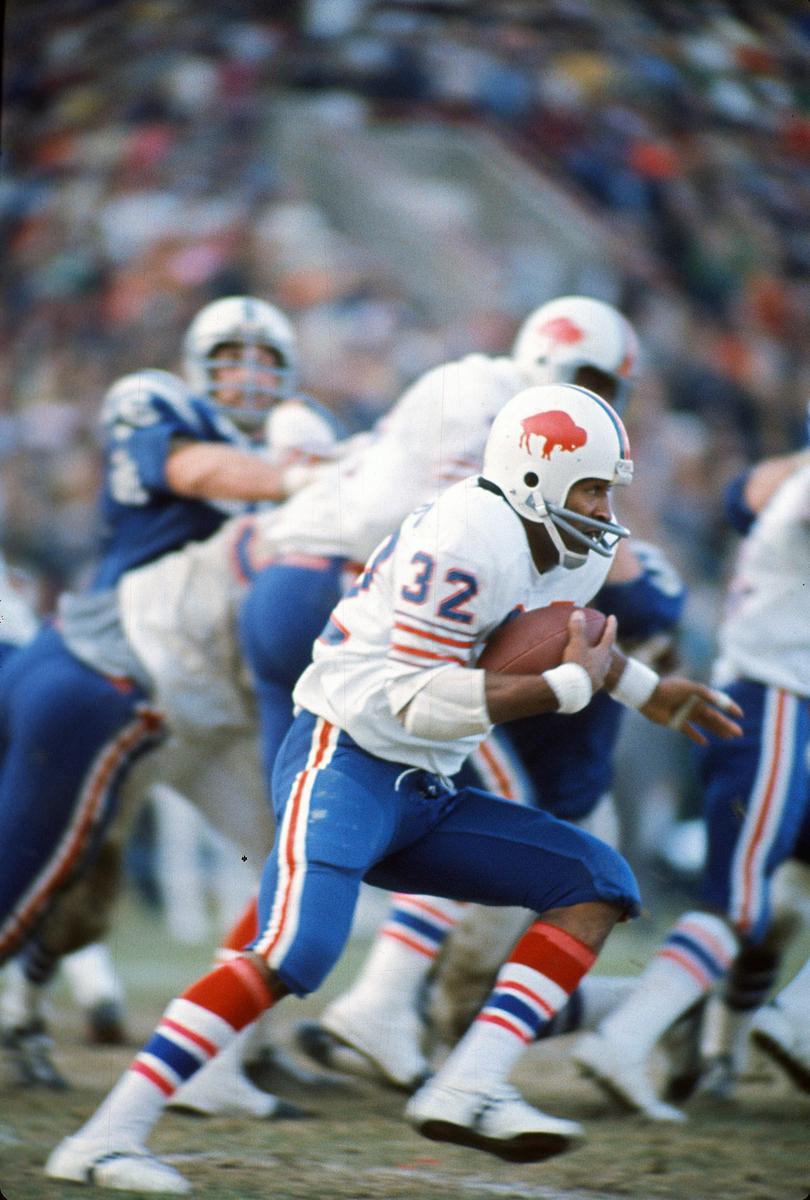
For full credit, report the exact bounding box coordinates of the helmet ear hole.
[524,471,539,487]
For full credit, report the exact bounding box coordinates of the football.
[477,602,607,675]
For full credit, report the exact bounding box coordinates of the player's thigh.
[255,714,405,992]
[368,786,640,916]
[238,557,346,690]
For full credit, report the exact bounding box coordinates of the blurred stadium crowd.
[3,0,810,630]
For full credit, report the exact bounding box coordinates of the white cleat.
[573,1031,687,1122]
[406,1079,584,1163]
[296,993,431,1092]
[168,1066,306,1119]
[45,1136,191,1194]
[751,1004,810,1093]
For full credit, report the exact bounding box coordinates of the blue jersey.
[91,369,248,590]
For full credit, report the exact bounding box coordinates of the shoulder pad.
[100,369,202,432]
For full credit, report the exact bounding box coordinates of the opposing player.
[0,296,318,1087]
[47,383,742,1193]
[572,447,810,1120]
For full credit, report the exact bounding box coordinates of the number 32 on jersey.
[320,530,478,646]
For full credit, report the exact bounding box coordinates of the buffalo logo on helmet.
[518,410,588,459]
[535,316,585,345]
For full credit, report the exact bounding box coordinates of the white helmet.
[512,296,639,413]
[183,296,298,428]
[482,383,633,569]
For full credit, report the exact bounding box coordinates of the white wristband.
[610,656,660,709]
[543,663,593,714]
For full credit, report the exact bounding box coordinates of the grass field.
[2,887,809,1200]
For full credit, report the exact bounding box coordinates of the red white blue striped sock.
[75,957,273,1149]
[435,921,596,1092]
[599,911,737,1055]
[382,893,465,959]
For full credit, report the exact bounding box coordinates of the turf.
[2,890,809,1200]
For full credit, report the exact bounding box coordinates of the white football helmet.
[482,383,633,569]
[512,296,639,413]
[183,296,298,428]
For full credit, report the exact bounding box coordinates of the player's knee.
[263,929,346,997]
[580,837,641,917]
[241,952,289,1002]
[539,899,626,952]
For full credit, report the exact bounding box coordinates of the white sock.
[61,943,124,1010]
[577,975,635,1030]
[774,955,810,1021]
[342,894,465,1011]
[599,912,738,1057]
[0,958,45,1029]
[76,997,239,1149]
[74,1068,173,1151]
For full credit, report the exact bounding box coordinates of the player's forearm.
[483,670,581,723]
[165,443,290,502]
[397,665,563,738]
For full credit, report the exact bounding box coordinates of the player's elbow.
[396,668,490,741]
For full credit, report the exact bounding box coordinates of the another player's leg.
[296,891,465,1089]
[61,942,128,1046]
[751,951,810,1091]
[574,682,809,1119]
[0,629,162,1089]
[1,944,69,1089]
[572,910,737,1121]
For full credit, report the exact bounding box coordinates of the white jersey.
[119,354,531,730]
[118,517,259,734]
[294,476,613,777]
[257,354,530,563]
[714,463,810,696]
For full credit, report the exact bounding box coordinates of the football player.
[293,298,686,1090]
[46,383,741,1194]
[0,296,321,1089]
[572,443,810,1119]
[674,436,810,1100]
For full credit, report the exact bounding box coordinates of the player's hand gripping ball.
[477,602,607,674]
